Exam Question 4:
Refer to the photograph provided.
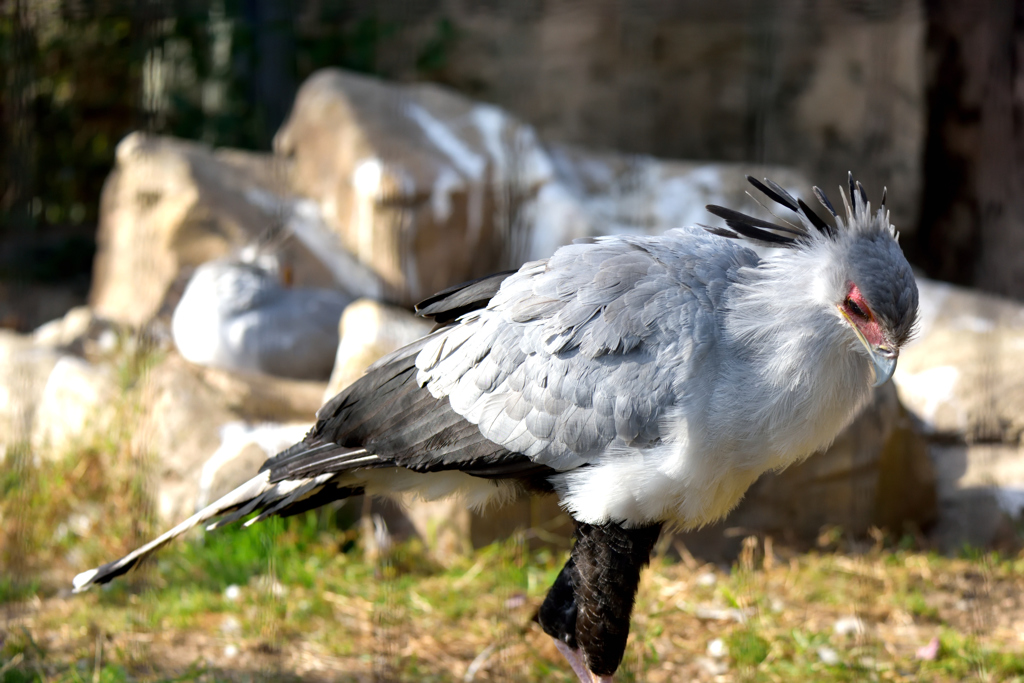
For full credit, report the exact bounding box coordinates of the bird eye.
[845,298,866,318]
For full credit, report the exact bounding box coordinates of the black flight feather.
[415,270,516,325]
[700,224,741,240]
[763,178,801,210]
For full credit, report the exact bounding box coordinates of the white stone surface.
[30,356,118,459]
[324,298,434,401]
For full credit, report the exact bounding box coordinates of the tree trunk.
[914,0,1024,300]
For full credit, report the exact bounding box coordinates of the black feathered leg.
[537,521,663,680]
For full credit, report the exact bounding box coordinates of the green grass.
[2,342,1023,681]
[726,629,770,667]
[3,516,1024,682]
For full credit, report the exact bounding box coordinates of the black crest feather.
[705,176,843,248]
[813,186,838,218]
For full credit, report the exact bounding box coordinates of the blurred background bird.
[171,244,352,381]
[75,175,917,682]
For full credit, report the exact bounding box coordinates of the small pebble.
[224,644,238,659]
[224,585,241,601]
[696,572,717,587]
[698,656,729,675]
[504,593,527,609]
[694,605,747,623]
[833,616,864,637]
[97,329,118,353]
[220,616,241,636]
[706,638,728,658]
[817,646,840,665]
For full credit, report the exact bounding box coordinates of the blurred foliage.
[0,0,457,281]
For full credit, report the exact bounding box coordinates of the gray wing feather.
[416,227,758,471]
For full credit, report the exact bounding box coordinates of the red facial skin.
[841,282,887,347]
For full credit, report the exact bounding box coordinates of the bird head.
[705,173,918,387]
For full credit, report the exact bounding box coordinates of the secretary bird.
[75,174,918,682]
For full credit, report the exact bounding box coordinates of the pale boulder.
[195,421,313,510]
[894,277,1024,441]
[134,353,244,523]
[275,69,553,306]
[172,254,351,380]
[0,330,62,452]
[30,356,119,460]
[324,299,434,400]
[89,132,364,326]
[891,278,1024,549]
[535,142,813,259]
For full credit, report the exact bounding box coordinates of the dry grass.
[2,341,1023,681]
[2,509,1024,683]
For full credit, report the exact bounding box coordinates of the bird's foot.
[552,638,613,683]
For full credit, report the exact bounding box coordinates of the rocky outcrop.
[276,69,815,308]
[132,354,319,524]
[895,277,1024,441]
[892,278,1024,551]
[89,133,375,327]
[324,298,434,400]
[0,330,62,453]
[275,69,553,306]
[534,143,811,260]
[8,303,328,525]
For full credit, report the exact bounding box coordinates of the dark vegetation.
[0,1,456,324]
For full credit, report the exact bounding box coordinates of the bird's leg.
[537,521,663,681]
[552,639,599,683]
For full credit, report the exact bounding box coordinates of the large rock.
[892,278,1024,550]
[196,364,327,423]
[129,353,243,523]
[275,68,553,306]
[30,355,119,460]
[132,353,326,523]
[325,298,434,400]
[535,142,813,259]
[0,330,62,454]
[193,421,313,510]
[894,277,1024,441]
[276,69,817,306]
[928,443,1024,552]
[89,132,373,327]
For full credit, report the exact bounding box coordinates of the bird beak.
[840,308,898,387]
[866,344,897,387]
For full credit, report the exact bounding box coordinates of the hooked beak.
[839,308,898,387]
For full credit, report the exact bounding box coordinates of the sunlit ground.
[3,446,1024,683]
